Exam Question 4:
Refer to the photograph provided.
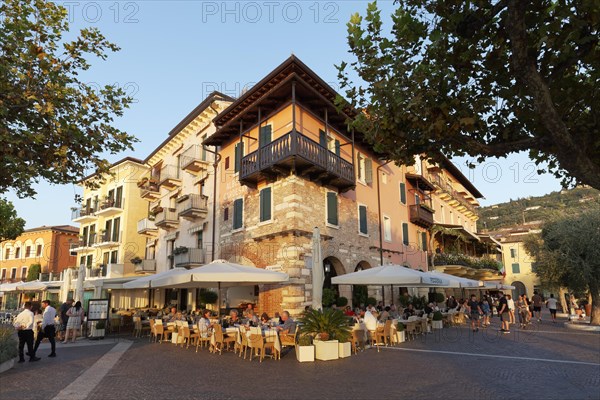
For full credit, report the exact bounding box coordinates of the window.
[415,194,420,205]
[25,246,31,258]
[225,156,230,170]
[259,125,272,148]
[223,207,229,221]
[115,186,123,208]
[15,247,20,259]
[80,256,86,266]
[511,263,520,274]
[10,268,17,280]
[21,267,27,279]
[234,142,244,173]
[326,192,338,226]
[357,154,372,183]
[358,205,368,235]
[4,248,10,260]
[421,232,428,251]
[383,216,392,242]
[201,134,208,161]
[112,217,120,241]
[86,254,93,267]
[110,250,118,264]
[36,244,42,257]
[259,187,272,222]
[399,182,406,204]
[319,130,340,156]
[402,223,409,246]
[233,198,243,230]
[196,231,203,249]
[510,248,516,258]
[0,269,6,280]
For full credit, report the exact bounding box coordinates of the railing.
[409,204,434,226]
[181,145,208,169]
[176,194,208,215]
[96,230,121,245]
[71,207,96,220]
[430,173,478,215]
[174,248,205,267]
[240,131,354,184]
[99,197,123,210]
[155,208,178,226]
[137,217,157,232]
[134,259,156,273]
[159,164,180,182]
[71,233,97,249]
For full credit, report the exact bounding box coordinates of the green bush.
[366,297,377,307]
[322,288,337,308]
[0,326,18,364]
[396,322,405,332]
[434,292,445,303]
[432,311,443,321]
[297,334,313,346]
[335,296,348,307]
[398,294,410,307]
[198,290,218,304]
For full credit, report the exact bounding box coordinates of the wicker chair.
[248,334,267,362]
[279,325,298,348]
[195,324,211,352]
[375,320,393,348]
[351,329,366,354]
[211,325,236,355]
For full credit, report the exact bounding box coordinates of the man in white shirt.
[13,302,41,363]
[546,293,559,323]
[33,300,57,357]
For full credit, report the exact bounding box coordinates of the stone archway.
[323,256,349,306]
[512,281,527,298]
[352,261,371,307]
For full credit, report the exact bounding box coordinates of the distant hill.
[478,186,600,231]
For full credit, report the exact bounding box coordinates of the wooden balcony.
[154,208,179,229]
[409,204,435,228]
[240,130,355,191]
[176,194,208,220]
[181,145,210,174]
[405,173,436,192]
[137,218,158,236]
[174,248,205,269]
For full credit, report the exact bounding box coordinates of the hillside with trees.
[479,187,600,231]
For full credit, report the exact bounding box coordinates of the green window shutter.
[402,223,409,246]
[234,142,244,173]
[415,194,421,205]
[259,125,272,148]
[359,205,368,234]
[421,232,428,251]
[327,192,338,225]
[233,199,243,229]
[510,248,516,258]
[512,263,520,274]
[400,183,406,204]
[319,129,327,148]
[260,187,272,222]
[365,158,373,184]
[335,139,340,156]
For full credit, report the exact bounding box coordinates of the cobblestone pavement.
[1,313,598,400]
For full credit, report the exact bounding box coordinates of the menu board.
[87,299,109,321]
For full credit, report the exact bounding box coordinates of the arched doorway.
[323,256,346,307]
[512,281,527,298]
[352,261,371,307]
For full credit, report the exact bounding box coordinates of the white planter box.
[338,342,351,358]
[315,340,339,361]
[432,320,443,330]
[0,357,16,374]
[296,345,315,362]
[395,331,405,343]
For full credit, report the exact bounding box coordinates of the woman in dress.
[63,301,84,343]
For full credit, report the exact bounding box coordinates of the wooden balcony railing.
[409,204,435,228]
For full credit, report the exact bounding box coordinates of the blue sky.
[7,1,562,229]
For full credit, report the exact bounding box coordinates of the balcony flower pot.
[130,257,143,265]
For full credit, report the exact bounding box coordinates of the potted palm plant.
[395,322,406,343]
[298,308,352,361]
[295,334,315,362]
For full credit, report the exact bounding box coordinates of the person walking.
[545,294,559,323]
[506,294,515,325]
[497,293,510,334]
[13,302,41,363]
[33,300,57,357]
[467,295,483,332]
[531,291,543,322]
[480,296,491,327]
[58,298,74,341]
[63,301,84,343]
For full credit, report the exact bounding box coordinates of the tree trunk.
[558,287,568,316]
[590,288,600,326]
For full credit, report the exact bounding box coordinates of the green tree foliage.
[26,263,42,281]
[338,1,600,190]
[524,208,600,325]
[0,198,25,240]
[322,288,337,308]
[0,0,138,198]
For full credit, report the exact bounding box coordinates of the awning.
[437,223,481,242]
[332,264,450,287]
[16,281,48,291]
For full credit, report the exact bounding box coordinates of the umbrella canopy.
[482,282,516,290]
[16,280,48,291]
[331,265,450,287]
[311,227,324,310]
[0,281,24,292]
[426,271,483,288]
[122,268,188,289]
[151,259,290,288]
